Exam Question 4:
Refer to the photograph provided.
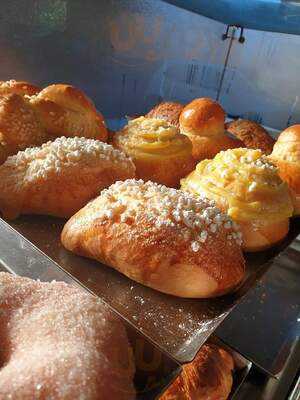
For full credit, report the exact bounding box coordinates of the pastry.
[226,119,275,154]
[0,136,135,219]
[113,117,195,187]
[181,148,293,251]
[0,79,40,97]
[0,272,135,400]
[146,101,184,129]
[160,344,234,400]
[61,179,245,298]
[271,124,300,215]
[179,98,243,161]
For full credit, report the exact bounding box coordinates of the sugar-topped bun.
[160,343,234,400]
[146,101,184,128]
[181,148,293,252]
[179,98,242,161]
[0,137,135,219]
[271,124,300,215]
[62,179,245,298]
[226,119,275,154]
[0,79,40,97]
[0,272,135,400]
[113,117,195,187]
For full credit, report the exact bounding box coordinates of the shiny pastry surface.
[113,117,195,187]
[146,101,184,128]
[62,179,245,298]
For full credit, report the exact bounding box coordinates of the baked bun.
[271,124,300,215]
[179,98,242,161]
[0,272,135,400]
[0,79,40,97]
[0,137,135,220]
[30,84,108,141]
[226,119,275,154]
[160,344,234,400]
[146,101,184,128]
[61,179,245,298]
[113,117,195,187]
[181,148,293,252]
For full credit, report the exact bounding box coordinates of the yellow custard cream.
[181,148,293,222]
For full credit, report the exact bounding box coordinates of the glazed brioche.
[160,344,234,400]
[0,272,135,400]
[0,79,40,97]
[0,137,135,219]
[61,179,245,298]
[179,98,242,161]
[0,83,108,164]
[146,101,184,128]
[271,125,300,215]
[30,84,108,141]
[226,119,275,154]
[113,117,195,187]
[181,148,293,251]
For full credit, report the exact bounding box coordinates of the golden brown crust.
[179,98,242,161]
[271,125,300,215]
[160,344,234,400]
[113,117,195,188]
[61,180,245,298]
[0,137,135,219]
[146,101,184,128]
[226,119,275,154]
[31,84,108,142]
[0,79,40,97]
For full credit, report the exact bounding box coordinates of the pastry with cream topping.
[0,136,135,219]
[61,179,245,298]
[146,101,184,129]
[271,125,300,215]
[113,117,195,187]
[179,98,243,162]
[0,272,136,400]
[181,148,293,251]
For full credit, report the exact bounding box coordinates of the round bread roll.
[271,125,300,215]
[179,98,242,161]
[113,117,195,187]
[0,137,135,219]
[0,79,40,97]
[30,84,108,142]
[181,148,293,252]
[226,119,275,154]
[61,179,245,298]
[0,272,135,400]
[160,344,234,400]
[146,101,184,129]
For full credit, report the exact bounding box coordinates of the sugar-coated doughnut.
[62,179,245,298]
[0,272,136,400]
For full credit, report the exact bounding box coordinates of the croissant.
[0,137,135,220]
[113,117,195,187]
[160,344,234,400]
[181,148,294,251]
[61,179,245,298]
[0,81,108,164]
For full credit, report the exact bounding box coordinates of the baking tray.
[2,213,300,366]
[0,220,180,400]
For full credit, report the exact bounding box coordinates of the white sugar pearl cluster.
[5,136,134,180]
[98,179,242,251]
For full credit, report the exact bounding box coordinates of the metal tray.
[2,214,300,365]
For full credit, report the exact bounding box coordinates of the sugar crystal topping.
[97,179,242,250]
[4,136,135,180]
